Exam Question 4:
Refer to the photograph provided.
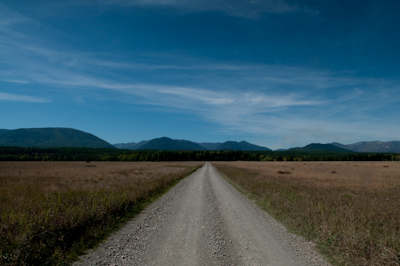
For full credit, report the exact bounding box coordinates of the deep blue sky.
[1,0,399,149]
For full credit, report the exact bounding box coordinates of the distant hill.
[288,143,351,152]
[0,128,115,148]
[113,140,150,150]
[198,142,222,150]
[174,139,207,150]
[133,140,150,150]
[215,141,271,151]
[0,129,10,137]
[331,141,400,153]
[137,137,206,151]
[114,142,137,149]
[114,139,270,151]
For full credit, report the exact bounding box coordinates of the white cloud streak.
[0,5,398,148]
[100,0,316,19]
[0,4,41,31]
[0,92,49,103]
[1,36,398,142]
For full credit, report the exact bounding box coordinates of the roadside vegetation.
[0,161,201,265]
[214,161,400,266]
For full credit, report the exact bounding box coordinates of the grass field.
[213,161,400,266]
[0,161,202,266]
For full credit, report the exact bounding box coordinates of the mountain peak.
[136,137,206,151]
[215,141,271,151]
[289,143,351,152]
[0,128,115,148]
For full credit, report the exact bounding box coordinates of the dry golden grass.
[0,161,202,266]
[213,161,400,266]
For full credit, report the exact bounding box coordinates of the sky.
[1,0,400,149]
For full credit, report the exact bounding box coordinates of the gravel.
[73,163,332,266]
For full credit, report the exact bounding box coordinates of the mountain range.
[288,143,351,152]
[114,137,271,151]
[0,128,115,148]
[331,141,400,153]
[0,127,399,152]
[115,139,400,152]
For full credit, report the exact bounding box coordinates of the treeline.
[0,146,399,162]
[118,150,400,162]
[0,146,122,162]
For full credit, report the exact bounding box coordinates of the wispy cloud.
[1,35,398,136]
[2,79,31,84]
[0,92,49,103]
[0,3,398,148]
[0,3,40,31]
[0,4,30,27]
[101,0,317,19]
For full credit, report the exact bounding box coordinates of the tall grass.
[214,161,400,266]
[0,161,201,265]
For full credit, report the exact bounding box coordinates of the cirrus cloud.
[0,92,49,103]
[100,0,317,19]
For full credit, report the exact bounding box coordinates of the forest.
[0,146,399,162]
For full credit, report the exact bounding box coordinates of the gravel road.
[74,162,331,266]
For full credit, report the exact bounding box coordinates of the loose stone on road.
[74,162,331,266]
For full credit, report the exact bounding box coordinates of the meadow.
[0,161,202,265]
[213,161,400,266]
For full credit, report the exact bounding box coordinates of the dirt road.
[75,162,330,266]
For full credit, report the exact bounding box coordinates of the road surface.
[74,162,330,266]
